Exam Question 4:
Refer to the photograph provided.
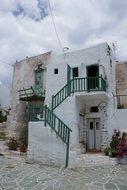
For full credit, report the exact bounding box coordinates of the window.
[90,122,93,130]
[54,68,58,74]
[90,106,98,112]
[72,67,78,78]
[34,68,43,95]
[35,72,42,85]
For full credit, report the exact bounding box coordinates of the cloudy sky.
[0,0,127,85]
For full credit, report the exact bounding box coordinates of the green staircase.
[28,104,72,167]
[52,76,106,110]
[28,75,106,167]
[44,105,72,167]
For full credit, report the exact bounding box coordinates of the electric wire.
[0,59,13,67]
[47,0,63,51]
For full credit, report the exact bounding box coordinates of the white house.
[8,42,127,167]
[25,42,117,167]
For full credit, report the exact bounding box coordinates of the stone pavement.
[0,156,127,190]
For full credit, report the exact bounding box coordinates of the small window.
[90,106,98,112]
[90,122,93,130]
[72,67,78,78]
[54,68,58,74]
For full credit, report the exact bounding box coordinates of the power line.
[0,59,13,67]
[47,0,63,51]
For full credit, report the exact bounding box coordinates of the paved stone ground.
[0,156,127,190]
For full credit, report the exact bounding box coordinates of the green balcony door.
[87,65,99,90]
[67,64,71,83]
[34,68,44,96]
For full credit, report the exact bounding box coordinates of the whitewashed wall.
[46,43,116,105]
[27,43,117,166]
[27,121,66,166]
[45,43,116,152]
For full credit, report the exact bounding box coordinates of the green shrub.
[103,147,111,156]
[6,137,18,151]
[0,132,6,140]
[0,112,7,123]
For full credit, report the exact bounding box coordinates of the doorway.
[87,65,99,90]
[34,68,44,96]
[87,118,101,151]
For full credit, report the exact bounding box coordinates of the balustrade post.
[44,105,47,127]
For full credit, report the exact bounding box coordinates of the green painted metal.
[27,103,44,121]
[34,68,44,96]
[43,105,72,167]
[18,86,35,99]
[52,76,106,110]
[18,85,45,101]
[67,64,71,84]
[28,103,72,167]
[44,106,72,144]
[27,75,106,168]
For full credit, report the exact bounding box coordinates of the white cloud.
[0,0,127,84]
[0,0,16,12]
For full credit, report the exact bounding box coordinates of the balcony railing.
[27,105,72,167]
[27,103,44,121]
[52,76,106,110]
[18,86,45,101]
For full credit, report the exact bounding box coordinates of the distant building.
[116,61,127,108]
[0,84,11,108]
[0,85,11,124]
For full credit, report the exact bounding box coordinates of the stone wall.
[116,62,127,108]
[0,122,6,133]
[7,52,51,143]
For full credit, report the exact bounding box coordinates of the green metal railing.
[28,104,72,167]
[27,103,44,121]
[19,86,35,99]
[44,106,72,167]
[52,76,106,110]
[19,86,45,100]
[27,76,106,167]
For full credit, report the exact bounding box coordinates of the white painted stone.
[27,121,66,166]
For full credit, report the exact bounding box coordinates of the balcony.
[72,76,106,92]
[52,76,107,110]
[18,86,45,101]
